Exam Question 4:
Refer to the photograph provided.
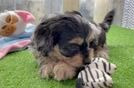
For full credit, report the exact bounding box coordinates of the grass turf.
[0,26,134,88]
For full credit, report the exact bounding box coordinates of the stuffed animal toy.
[0,10,35,37]
[76,57,117,88]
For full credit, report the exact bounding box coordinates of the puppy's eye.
[60,44,80,57]
[89,39,98,48]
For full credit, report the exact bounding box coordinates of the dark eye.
[60,44,80,57]
[89,39,98,48]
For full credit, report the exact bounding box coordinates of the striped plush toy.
[76,57,117,88]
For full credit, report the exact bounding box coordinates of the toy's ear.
[15,10,35,23]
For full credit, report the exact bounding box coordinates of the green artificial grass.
[0,25,134,88]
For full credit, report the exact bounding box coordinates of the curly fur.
[31,10,115,80]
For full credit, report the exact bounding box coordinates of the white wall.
[93,0,113,23]
[0,0,124,26]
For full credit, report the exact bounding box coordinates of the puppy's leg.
[31,50,55,78]
[37,55,58,78]
[39,62,56,78]
[53,62,76,81]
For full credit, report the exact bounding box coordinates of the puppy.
[31,10,115,81]
[90,10,115,60]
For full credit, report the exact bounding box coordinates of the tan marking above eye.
[48,45,83,68]
[69,37,84,45]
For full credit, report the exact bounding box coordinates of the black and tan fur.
[31,10,115,81]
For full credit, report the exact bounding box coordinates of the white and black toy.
[76,57,117,88]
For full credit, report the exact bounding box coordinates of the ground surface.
[0,26,134,88]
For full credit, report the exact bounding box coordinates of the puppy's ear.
[100,9,115,32]
[34,23,54,56]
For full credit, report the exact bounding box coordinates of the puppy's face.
[32,10,115,67]
[54,21,92,66]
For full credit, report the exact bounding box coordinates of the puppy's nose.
[83,58,90,65]
[80,41,90,65]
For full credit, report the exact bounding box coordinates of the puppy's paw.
[53,62,76,81]
[39,63,55,78]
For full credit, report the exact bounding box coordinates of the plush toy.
[0,10,35,37]
[76,57,117,88]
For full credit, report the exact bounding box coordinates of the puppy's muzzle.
[80,41,90,65]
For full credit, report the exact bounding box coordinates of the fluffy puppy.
[90,10,115,60]
[31,10,115,81]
